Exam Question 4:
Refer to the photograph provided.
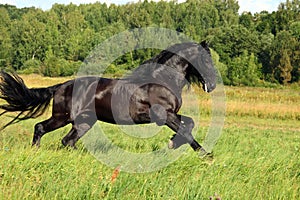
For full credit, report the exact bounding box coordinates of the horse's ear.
[200,40,209,48]
[199,41,210,53]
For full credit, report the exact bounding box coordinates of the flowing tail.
[0,71,61,130]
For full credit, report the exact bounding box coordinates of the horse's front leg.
[166,113,205,152]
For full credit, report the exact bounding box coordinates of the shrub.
[20,59,41,74]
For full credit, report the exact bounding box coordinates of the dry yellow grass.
[182,85,300,132]
[20,74,72,87]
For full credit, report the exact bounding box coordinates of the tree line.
[0,0,299,86]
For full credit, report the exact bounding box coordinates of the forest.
[0,0,299,86]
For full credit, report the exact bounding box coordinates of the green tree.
[21,59,41,74]
[210,25,260,63]
[43,10,64,59]
[255,11,276,34]
[214,0,239,26]
[239,12,254,30]
[180,0,220,40]
[288,21,300,82]
[42,46,80,77]
[270,30,297,83]
[211,49,229,85]
[157,1,175,28]
[277,50,293,84]
[10,9,47,69]
[257,33,274,81]
[228,51,262,86]
[276,0,300,32]
[289,21,300,39]
[0,8,13,68]
[81,2,109,32]
[42,47,61,77]
[122,1,152,29]
[64,9,88,60]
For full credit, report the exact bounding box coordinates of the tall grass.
[0,75,299,199]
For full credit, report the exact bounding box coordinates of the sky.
[0,0,287,14]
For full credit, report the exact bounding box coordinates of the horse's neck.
[152,64,187,92]
[161,58,188,89]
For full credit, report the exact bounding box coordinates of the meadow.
[0,75,299,199]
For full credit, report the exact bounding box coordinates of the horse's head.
[181,41,216,93]
[141,41,216,93]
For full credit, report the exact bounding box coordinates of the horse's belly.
[95,95,151,125]
[94,92,135,125]
[94,81,153,125]
[94,93,116,124]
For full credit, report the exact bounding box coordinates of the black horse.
[0,41,216,153]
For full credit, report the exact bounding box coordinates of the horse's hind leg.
[61,112,97,148]
[32,116,69,147]
[61,124,95,148]
[61,127,77,147]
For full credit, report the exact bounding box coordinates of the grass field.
[0,75,299,199]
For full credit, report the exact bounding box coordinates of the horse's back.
[52,77,115,120]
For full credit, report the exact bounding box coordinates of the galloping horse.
[0,41,216,153]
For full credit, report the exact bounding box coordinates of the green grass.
[0,76,299,199]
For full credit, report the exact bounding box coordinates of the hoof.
[61,139,77,149]
[61,139,67,147]
[168,134,187,149]
[168,140,174,149]
[198,148,209,158]
[31,141,40,148]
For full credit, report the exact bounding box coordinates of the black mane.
[124,42,211,88]
[142,42,199,65]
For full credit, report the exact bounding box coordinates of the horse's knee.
[177,118,195,144]
[34,123,44,134]
[150,104,167,126]
[180,117,194,129]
